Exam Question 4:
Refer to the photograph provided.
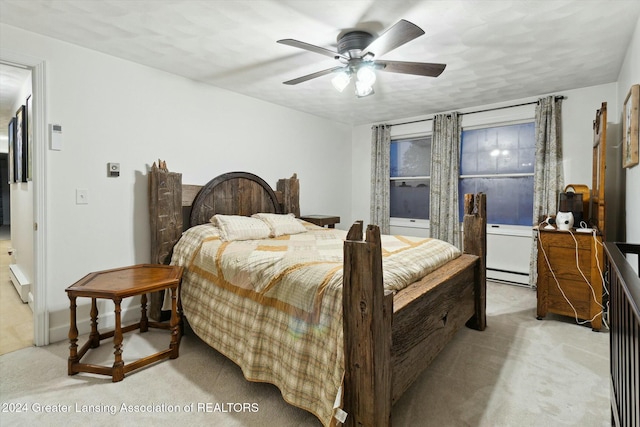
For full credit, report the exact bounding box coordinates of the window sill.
[390,218,429,229]
[485,224,532,237]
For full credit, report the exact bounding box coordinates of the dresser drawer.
[544,244,592,281]
[546,277,592,316]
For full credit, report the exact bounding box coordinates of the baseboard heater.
[486,227,532,286]
[487,267,530,286]
[9,264,30,303]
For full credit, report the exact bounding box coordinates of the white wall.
[0,24,352,342]
[617,15,640,271]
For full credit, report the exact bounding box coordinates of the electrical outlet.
[76,189,88,205]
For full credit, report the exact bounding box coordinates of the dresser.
[536,228,604,331]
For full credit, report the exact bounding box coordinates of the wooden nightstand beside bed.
[300,214,340,228]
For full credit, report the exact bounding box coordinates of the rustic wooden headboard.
[190,172,283,226]
[149,162,300,266]
[148,162,300,319]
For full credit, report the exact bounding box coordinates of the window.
[458,122,535,226]
[390,136,431,220]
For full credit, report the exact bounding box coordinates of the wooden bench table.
[66,264,183,382]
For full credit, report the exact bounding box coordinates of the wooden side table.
[536,228,603,331]
[300,215,340,228]
[66,264,183,382]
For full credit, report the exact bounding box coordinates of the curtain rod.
[389,95,565,128]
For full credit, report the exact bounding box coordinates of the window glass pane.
[390,179,430,220]
[461,122,535,175]
[390,137,431,177]
[459,176,534,225]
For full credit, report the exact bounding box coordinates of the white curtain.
[370,124,391,234]
[430,113,461,249]
[529,96,564,287]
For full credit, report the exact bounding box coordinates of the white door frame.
[1,50,48,346]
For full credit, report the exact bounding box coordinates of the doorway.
[0,63,34,354]
[0,52,47,348]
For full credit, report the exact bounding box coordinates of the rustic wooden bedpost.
[276,173,300,217]
[463,193,487,331]
[148,161,183,320]
[343,223,393,427]
[345,220,363,241]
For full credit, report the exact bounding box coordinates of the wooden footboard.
[604,242,640,427]
[342,194,486,427]
[391,254,478,403]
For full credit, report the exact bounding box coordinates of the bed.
[148,164,487,427]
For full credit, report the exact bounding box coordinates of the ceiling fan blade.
[375,60,446,77]
[283,66,346,85]
[361,19,425,58]
[277,39,347,60]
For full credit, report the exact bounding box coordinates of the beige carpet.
[0,239,34,355]
[0,282,609,426]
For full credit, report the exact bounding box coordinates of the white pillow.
[211,214,271,241]
[252,213,307,237]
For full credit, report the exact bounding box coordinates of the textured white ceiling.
[1,0,639,126]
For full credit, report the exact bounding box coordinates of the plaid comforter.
[170,221,460,426]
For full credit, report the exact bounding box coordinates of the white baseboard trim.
[9,264,30,303]
[48,304,147,344]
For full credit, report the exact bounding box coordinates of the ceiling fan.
[277,19,446,97]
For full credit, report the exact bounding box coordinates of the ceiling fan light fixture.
[331,70,351,92]
[356,65,376,86]
[355,80,374,97]
[279,20,445,97]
